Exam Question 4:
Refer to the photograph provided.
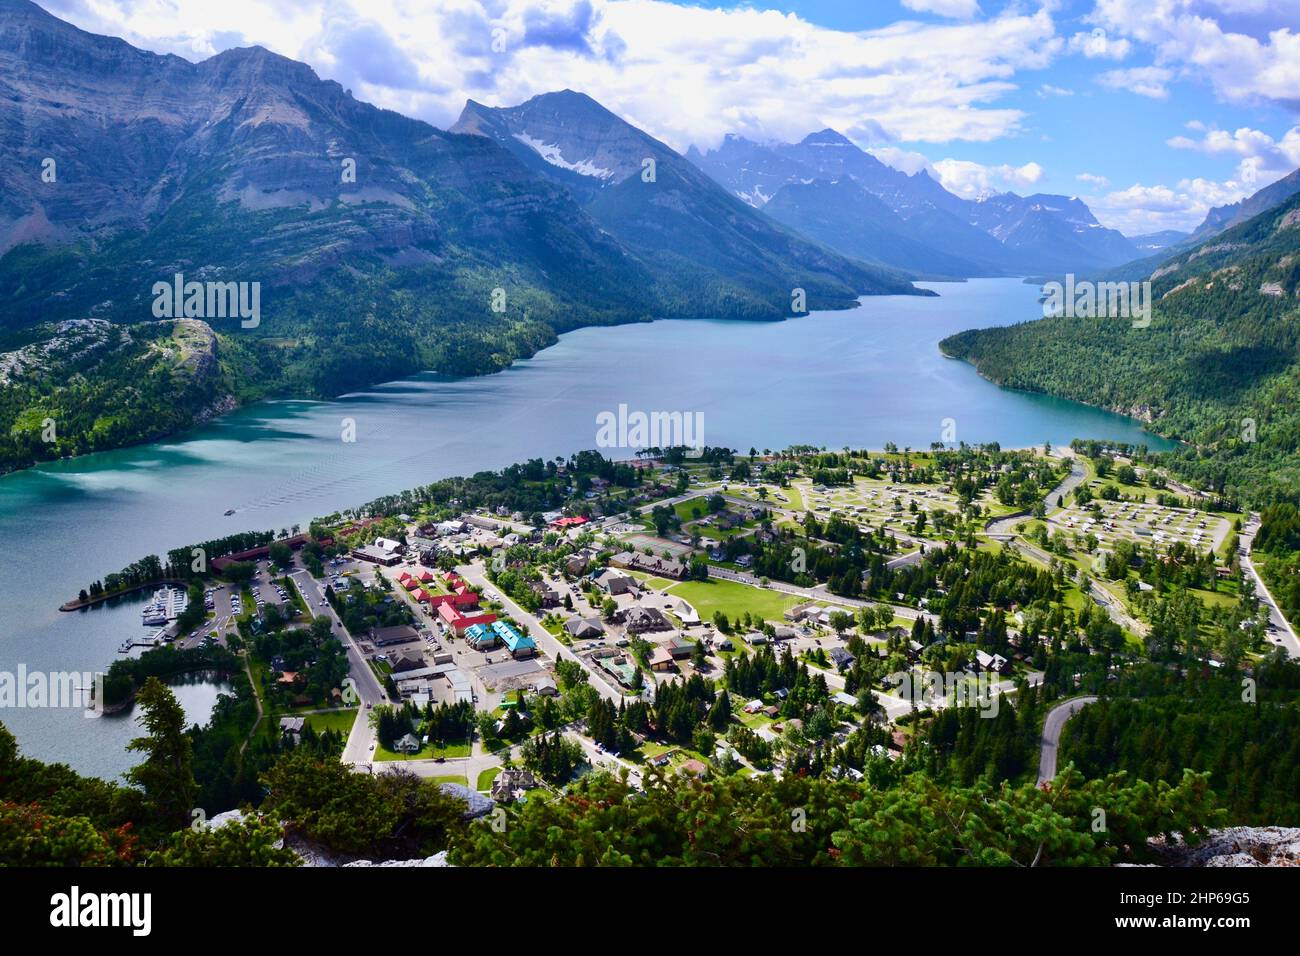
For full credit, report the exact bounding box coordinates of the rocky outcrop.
[1149,827,1300,867]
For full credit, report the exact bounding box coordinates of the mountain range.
[5,0,1300,485]
[0,0,912,471]
[687,129,1141,277]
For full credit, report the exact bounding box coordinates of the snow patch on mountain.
[512,132,614,180]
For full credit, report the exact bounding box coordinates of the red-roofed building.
[551,515,589,528]
[437,602,497,633]
[429,591,479,609]
[411,588,431,603]
[417,570,434,583]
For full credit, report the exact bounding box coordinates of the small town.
[68,441,1295,847]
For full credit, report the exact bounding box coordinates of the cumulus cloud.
[1077,172,1111,187]
[932,158,1044,198]
[1068,27,1131,59]
[1089,176,1254,232]
[901,0,982,19]
[868,146,938,177]
[1088,0,1300,108]
[1098,65,1174,98]
[1166,124,1300,186]
[38,0,1064,151]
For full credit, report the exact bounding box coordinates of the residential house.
[530,581,560,607]
[648,646,675,672]
[370,624,420,647]
[491,769,540,803]
[564,617,605,640]
[391,651,427,674]
[974,650,1013,675]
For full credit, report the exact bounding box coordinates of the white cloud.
[1038,83,1075,96]
[932,158,1044,198]
[1089,176,1253,232]
[38,0,1064,150]
[868,146,940,178]
[1077,172,1111,187]
[1166,124,1300,186]
[1089,0,1300,107]
[1068,27,1131,59]
[900,0,982,19]
[1097,65,1174,98]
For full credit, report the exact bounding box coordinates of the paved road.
[986,458,1086,535]
[456,562,627,704]
[1241,514,1300,658]
[289,561,387,764]
[1037,695,1097,786]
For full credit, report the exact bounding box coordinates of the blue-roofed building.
[493,621,537,659]
[464,622,500,651]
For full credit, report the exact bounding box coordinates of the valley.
[1,0,1299,890]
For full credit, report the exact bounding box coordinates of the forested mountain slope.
[0,0,919,472]
[942,193,1300,504]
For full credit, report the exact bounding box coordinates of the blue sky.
[39,0,1300,234]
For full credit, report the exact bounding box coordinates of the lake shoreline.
[1,294,900,480]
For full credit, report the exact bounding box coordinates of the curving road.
[1037,695,1097,786]
[1241,514,1300,659]
[986,459,1087,536]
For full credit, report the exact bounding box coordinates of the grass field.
[303,708,357,737]
[626,569,676,591]
[476,767,502,791]
[672,496,714,523]
[374,738,472,762]
[666,578,804,625]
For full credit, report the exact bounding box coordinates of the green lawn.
[672,496,714,523]
[666,578,804,626]
[1189,586,1239,609]
[303,708,358,737]
[476,767,502,791]
[431,775,469,787]
[374,738,473,762]
[627,570,675,591]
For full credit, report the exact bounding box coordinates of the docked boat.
[141,589,169,626]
